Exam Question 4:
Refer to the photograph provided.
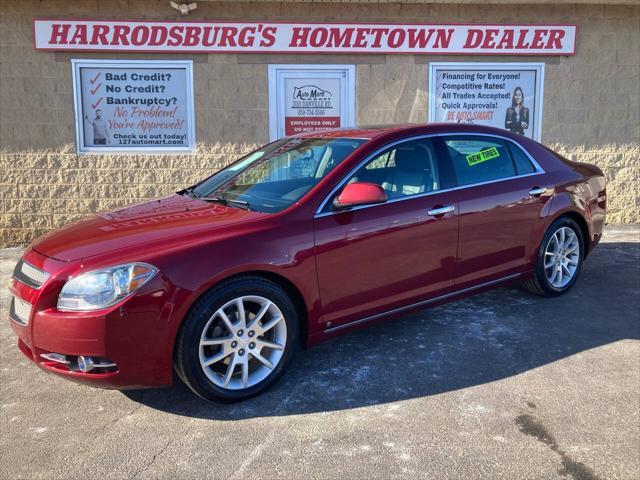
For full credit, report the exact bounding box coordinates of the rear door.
[442,135,552,289]
[313,137,459,329]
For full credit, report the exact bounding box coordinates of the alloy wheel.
[543,226,580,288]
[198,295,287,390]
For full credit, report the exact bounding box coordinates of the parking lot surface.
[1,225,639,479]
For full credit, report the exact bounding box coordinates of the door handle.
[427,205,455,217]
[529,187,547,197]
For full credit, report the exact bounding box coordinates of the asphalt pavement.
[1,225,639,479]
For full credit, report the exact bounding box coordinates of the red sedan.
[8,124,606,402]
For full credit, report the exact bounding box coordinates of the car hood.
[32,194,264,261]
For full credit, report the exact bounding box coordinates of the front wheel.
[174,276,299,402]
[522,217,585,296]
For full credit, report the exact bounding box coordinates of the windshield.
[190,137,366,213]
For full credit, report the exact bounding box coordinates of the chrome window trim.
[314,132,545,218]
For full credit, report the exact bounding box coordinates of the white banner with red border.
[33,20,577,55]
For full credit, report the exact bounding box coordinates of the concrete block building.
[1,0,639,245]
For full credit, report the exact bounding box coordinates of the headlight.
[57,263,158,312]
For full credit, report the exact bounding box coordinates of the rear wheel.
[522,217,584,296]
[175,277,299,402]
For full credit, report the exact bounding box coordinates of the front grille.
[10,296,32,326]
[12,259,50,289]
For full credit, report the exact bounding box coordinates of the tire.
[174,276,299,402]
[522,217,585,297]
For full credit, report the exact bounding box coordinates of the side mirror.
[333,182,387,210]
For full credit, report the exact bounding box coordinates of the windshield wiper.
[196,195,252,211]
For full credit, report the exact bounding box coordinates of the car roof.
[294,124,415,140]
[294,123,531,144]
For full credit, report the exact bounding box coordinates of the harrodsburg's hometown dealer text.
[72,59,195,153]
[36,20,577,55]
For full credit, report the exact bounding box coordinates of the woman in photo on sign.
[504,86,529,135]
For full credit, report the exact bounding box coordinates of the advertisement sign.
[428,62,545,141]
[71,59,195,154]
[268,65,355,141]
[35,20,577,56]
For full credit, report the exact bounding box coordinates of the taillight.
[597,189,606,209]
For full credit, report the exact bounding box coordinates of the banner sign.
[35,20,577,55]
[428,62,545,141]
[268,65,355,141]
[71,59,195,154]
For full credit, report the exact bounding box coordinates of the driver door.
[313,137,459,328]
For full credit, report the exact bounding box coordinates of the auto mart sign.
[33,20,577,55]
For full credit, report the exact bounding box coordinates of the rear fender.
[545,192,595,255]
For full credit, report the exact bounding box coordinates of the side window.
[348,139,441,199]
[444,136,516,186]
[508,143,537,175]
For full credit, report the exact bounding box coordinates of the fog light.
[77,356,95,373]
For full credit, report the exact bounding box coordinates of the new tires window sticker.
[466,147,500,166]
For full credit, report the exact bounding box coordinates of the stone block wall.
[1,1,639,246]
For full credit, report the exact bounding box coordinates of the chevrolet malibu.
[8,124,606,402]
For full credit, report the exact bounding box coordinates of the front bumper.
[8,249,177,389]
